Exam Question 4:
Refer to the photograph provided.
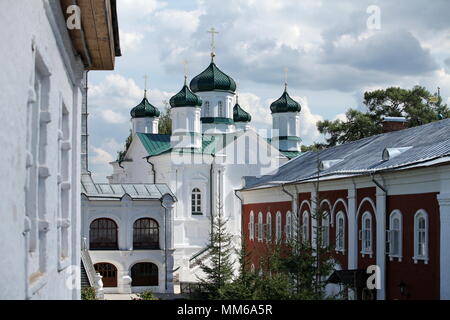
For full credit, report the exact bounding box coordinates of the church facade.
[81,52,304,293]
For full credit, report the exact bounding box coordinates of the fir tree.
[198,208,234,299]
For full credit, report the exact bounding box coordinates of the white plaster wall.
[0,0,83,300]
[82,197,174,293]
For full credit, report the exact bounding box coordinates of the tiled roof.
[270,89,301,113]
[190,62,237,93]
[244,119,450,190]
[169,82,202,108]
[130,97,161,118]
[81,173,175,200]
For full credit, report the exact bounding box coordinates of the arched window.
[276,211,282,243]
[131,262,158,286]
[266,212,272,242]
[302,211,309,243]
[414,210,429,263]
[191,188,202,215]
[203,101,210,117]
[336,211,345,252]
[322,212,330,247]
[249,211,254,241]
[133,218,159,250]
[94,263,117,287]
[285,211,293,242]
[257,212,263,242]
[388,210,402,260]
[89,218,118,250]
[361,212,372,255]
[250,264,255,273]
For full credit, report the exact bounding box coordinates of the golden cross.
[283,67,288,91]
[182,60,189,84]
[143,74,148,98]
[207,27,219,60]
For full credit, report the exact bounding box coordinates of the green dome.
[130,97,161,118]
[190,62,237,93]
[169,82,203,108]
[270,89,301,113]
[233,103,251,122]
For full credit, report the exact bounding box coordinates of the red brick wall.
[356,188,377,270]
[386,193,440,300]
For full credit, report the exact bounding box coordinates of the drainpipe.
[234,189,244,240]
[371,172,387,300]
[161,198,168,292]
[210,155,216,239]
[146,157,156,184]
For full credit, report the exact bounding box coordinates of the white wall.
[0,0,84,299]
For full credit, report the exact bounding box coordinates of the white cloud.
[100,109,128,124]
[294,96,324,145]
[119,30,144,52]
[91,146,114,165]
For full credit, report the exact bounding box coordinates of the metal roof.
[81,173,175,200]
[243,119,450,190]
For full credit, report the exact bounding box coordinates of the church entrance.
[131,263,158,286]
[94,263,117,287]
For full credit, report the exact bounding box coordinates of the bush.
[135,290,158,300]
[81,287,97,300]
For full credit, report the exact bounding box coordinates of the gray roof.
[81,173,175,200]
[243,119,450,190]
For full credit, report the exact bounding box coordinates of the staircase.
[80,260,90,288]
[189,247,210,269]
[81,237,104,299]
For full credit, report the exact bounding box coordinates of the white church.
[81,49,304,294]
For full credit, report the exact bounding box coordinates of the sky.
[87,0,450,181]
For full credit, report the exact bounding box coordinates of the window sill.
[389,255,403,262]
[192,213,203,216]
[413,256,429,264]
[360,251,373,259]
[335,249,345,254]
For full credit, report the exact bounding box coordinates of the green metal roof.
[280,150,303,159]
[190,62,237,93]
[233,103,251,122]
[169,80,203,108]
[131,97,161,118]
[270,89,301,114]
[136,133,217,157]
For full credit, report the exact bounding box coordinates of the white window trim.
[413,209,429,264]
[257,212,263,242]
[335,211,345,253]
[266,212,272,243]
[276,211,282,243]
[360,211,373,257]
[321,212,330,248]
[249,211,254,241]
[302,211,309,243]
[388,210,403,262]
[285,211,292,242]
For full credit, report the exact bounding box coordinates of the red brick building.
[238,119,450,300]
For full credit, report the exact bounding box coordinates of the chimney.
[382,116,407,133]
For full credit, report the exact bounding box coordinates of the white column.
[375,186,386,300]
[347,188,357,270]
[438,193,450,299]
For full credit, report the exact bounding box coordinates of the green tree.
[317,86,449,147]
[117,129,132,161]
[158,100,172,135]
[218,237,258,300]
[198,208,234,299]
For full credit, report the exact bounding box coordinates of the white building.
[82,54,304,293]
[0,0,120,299]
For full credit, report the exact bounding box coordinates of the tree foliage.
[317,86,449,147]
[117,129,132,161]
[158,100,172,135]
[198,209,234,299]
